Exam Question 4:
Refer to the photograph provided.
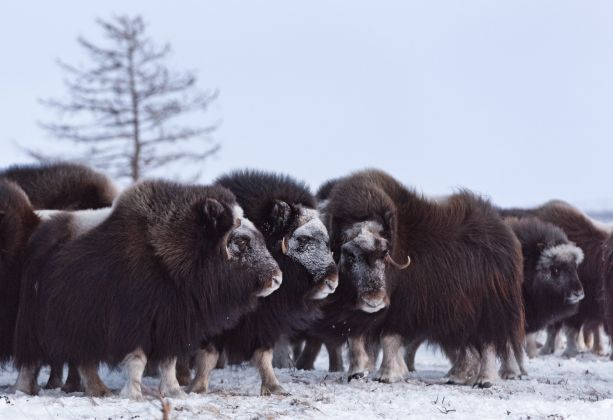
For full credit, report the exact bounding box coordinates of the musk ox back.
[13,180,282,398]
[319,170,524,387]
[0,162,116,209]
[186,170,337,396]
[501,200,608,357]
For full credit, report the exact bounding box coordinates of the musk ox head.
[531,242,584,305]
[226,204,282,297]
[339,220,410,313]
[268,200,338,300]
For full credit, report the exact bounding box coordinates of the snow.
[1,343,612,419]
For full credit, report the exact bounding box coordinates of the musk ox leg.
[215,351,227,369]
[291,340,303,361]
[540,323,560,355]
[348,336,370,381]
[475,346,498,388]
[187,345,219,394]
[365,337,380,372]
[62,363,83,393]
[295,338,321,371]
[15,364,41,395]
[45,363,64,389]
[143,361,160,378]
[404,337,425,372]
[327,341,344,372]
[175,355,192,386]
[159,357,187,398]
[562,326,581,358]
[499,343,526,380]
[119,348,147,400]
[79,363,112,397]
[272,335,293,369]
[253,347,289,396]
[591,324,607,356]
[376,335,409,383]
[444,347,479,386]
[525,332,540,359]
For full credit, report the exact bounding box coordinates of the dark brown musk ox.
[184,170,338,396]
[298,169,524,387]
[12,180,282,399]
[0,163,116,391]
[500,200,609,358]
[0,162,117,210]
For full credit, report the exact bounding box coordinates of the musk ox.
[13,180,282,399]
[186,170,338,396]
[0,164,116,391]
[500,200,609,358]
[602,234,613,360]
[0,162,117,210]
[300,170,524,387]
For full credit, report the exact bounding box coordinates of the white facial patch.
[232,204,257,234]
[538,243,585,269]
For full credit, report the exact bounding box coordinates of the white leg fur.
[499,343,524,380]
[476,345,499,388]
[562,327,580,358]
[14,365,40,395]
[525,332,539,359]
[120,348,147,400]
[348,336,370,380]
[159,357,186,398]
[188,346,219,394]
[376,334,409,383]
[252,347,288,396]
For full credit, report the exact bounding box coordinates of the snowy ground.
[1,341,612,420]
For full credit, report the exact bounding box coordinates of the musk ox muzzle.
[358,289,390,313]
[257,269,283,297]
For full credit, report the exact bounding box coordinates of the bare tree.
[33,15,219,182]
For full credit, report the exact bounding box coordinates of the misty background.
[1,1,612,210]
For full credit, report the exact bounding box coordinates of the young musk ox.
[300,170,524,387]
[186,170,338,396]
[0,162,117,210]
[500,201,609,358]
[13,180,282,399]
[0,164,116,391]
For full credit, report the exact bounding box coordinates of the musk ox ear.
[201,198,233,237]
[536,242,546,252]
[266,200,292,236]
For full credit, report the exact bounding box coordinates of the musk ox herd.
[1,162,612,399]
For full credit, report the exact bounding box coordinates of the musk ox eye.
[235,237,249,251]
[551,266,560,277]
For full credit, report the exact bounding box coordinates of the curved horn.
[281,236,289,255]
[225,244,232,260]
[385,253,411,270]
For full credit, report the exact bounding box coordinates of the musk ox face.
[269,200,338,300]
[283,206,338,300]
[227,205,282,297]
[339,220,409,313]
[533,243,584,305]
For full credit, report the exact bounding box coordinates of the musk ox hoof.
[260,384,289,396]
[474,381,493,389]
[61,382,84,394]
[562,349,579,359]
[14,383,40,396]
[45,377,63,390]
[295,361,315,371]
[376,371,406,384]
[186,380,208,394]
[85,385,113,398]
[539,345,554,356]
[347,371,369,382]
[499,367,522,380]
[162,387,187,399]
[176,372,192,387]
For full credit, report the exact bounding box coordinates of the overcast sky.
[1,1,613,208]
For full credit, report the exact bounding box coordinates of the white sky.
[1,1,613,208]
